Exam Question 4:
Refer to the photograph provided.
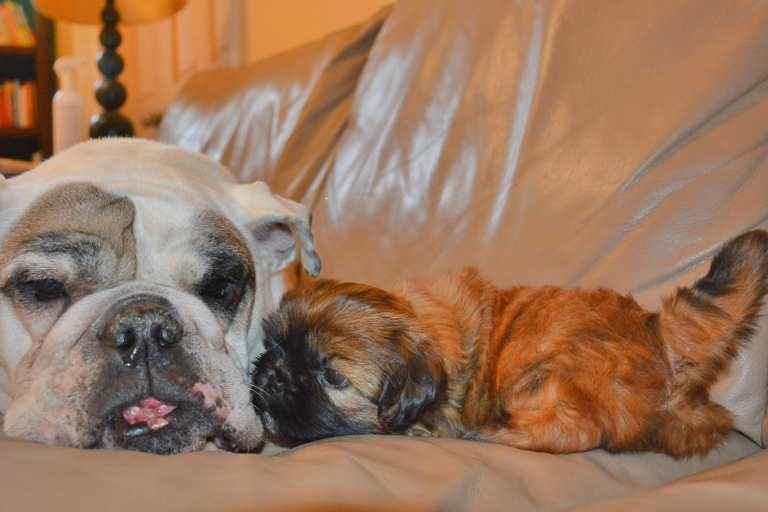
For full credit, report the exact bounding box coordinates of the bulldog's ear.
[231,182,321,276]
[377,348,445,432]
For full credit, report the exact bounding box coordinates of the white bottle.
[52,57,85,154]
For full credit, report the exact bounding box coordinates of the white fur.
[0,138,317,451]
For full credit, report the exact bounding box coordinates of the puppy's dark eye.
[21,278,67,302]
[319,367,349,389]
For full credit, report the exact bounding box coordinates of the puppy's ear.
[377,348,445,432]
[230,181,321,277]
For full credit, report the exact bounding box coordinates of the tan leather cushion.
[0,434,758,511]
[577,449,768,512]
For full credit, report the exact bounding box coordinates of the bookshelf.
[0,126,37,136]
[0,3,54,162]
[0,44,33,56]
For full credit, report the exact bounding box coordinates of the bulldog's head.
[0,139,320,454]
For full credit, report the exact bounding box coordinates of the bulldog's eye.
[22,278,68,302]
[319,367,349,389]
[198,277,243,306]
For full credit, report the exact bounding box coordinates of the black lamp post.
[91,0,133,137]
[32,0,187,139]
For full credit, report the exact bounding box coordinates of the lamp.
[32,0,187,138]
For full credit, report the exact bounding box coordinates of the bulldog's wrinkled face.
[0,182,263,453]
[0,139,321,454]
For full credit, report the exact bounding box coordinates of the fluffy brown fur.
[252,230,768,457]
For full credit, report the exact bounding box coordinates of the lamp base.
[90,111,134,138]
[88,0,133,140]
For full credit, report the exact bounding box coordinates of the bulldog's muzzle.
[93,293,225,450]
[98,294,184,368]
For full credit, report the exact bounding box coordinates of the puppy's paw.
[405,423,435,437]
[474,426,533,448]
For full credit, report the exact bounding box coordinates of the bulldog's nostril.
[115,327,137,349]
[152,324,180,347]
[124,343,146,368]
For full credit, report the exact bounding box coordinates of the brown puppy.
[252,230,768,457]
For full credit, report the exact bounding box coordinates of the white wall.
[243,0,391,63]
[54,0,392,139]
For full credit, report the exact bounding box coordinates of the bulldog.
[0,138,320,454]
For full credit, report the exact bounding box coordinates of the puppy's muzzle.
[252,352,291,408]
[98,294,183,368]
[252,359,282,397]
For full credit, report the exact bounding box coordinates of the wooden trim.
[0,127,39,137]
[33,12,54,157]
[0,45,35,56]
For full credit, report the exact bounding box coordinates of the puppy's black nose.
[99,294,183,367]
[253,364,280,396]
[252,352,291,407]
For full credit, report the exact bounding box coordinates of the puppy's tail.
[656,230,768,457]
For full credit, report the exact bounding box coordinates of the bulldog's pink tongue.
[123,397,177,430]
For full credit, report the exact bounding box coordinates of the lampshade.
[32,0,187,25]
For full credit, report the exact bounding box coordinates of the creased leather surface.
[159,6,391,186]
[117,0,768,509]
[164,0,768,310]
[0,434,758,512]
[575,448,768,512]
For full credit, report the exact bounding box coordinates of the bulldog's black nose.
[99,294,183,367]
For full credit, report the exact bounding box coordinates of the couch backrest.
[160,0,768,444]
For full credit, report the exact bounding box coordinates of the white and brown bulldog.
[0,138,320,454]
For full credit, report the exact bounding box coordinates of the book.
[0,2,20,46]
[0,85,7,127]
[0,79,34,128]
[0,4,11,46]
[2,81,12,127]
[10,2,33,46]
[20,80,33,127]
[11,80,19,127]
[0,1,34,47]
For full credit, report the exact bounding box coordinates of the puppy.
[252,230,768,458]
